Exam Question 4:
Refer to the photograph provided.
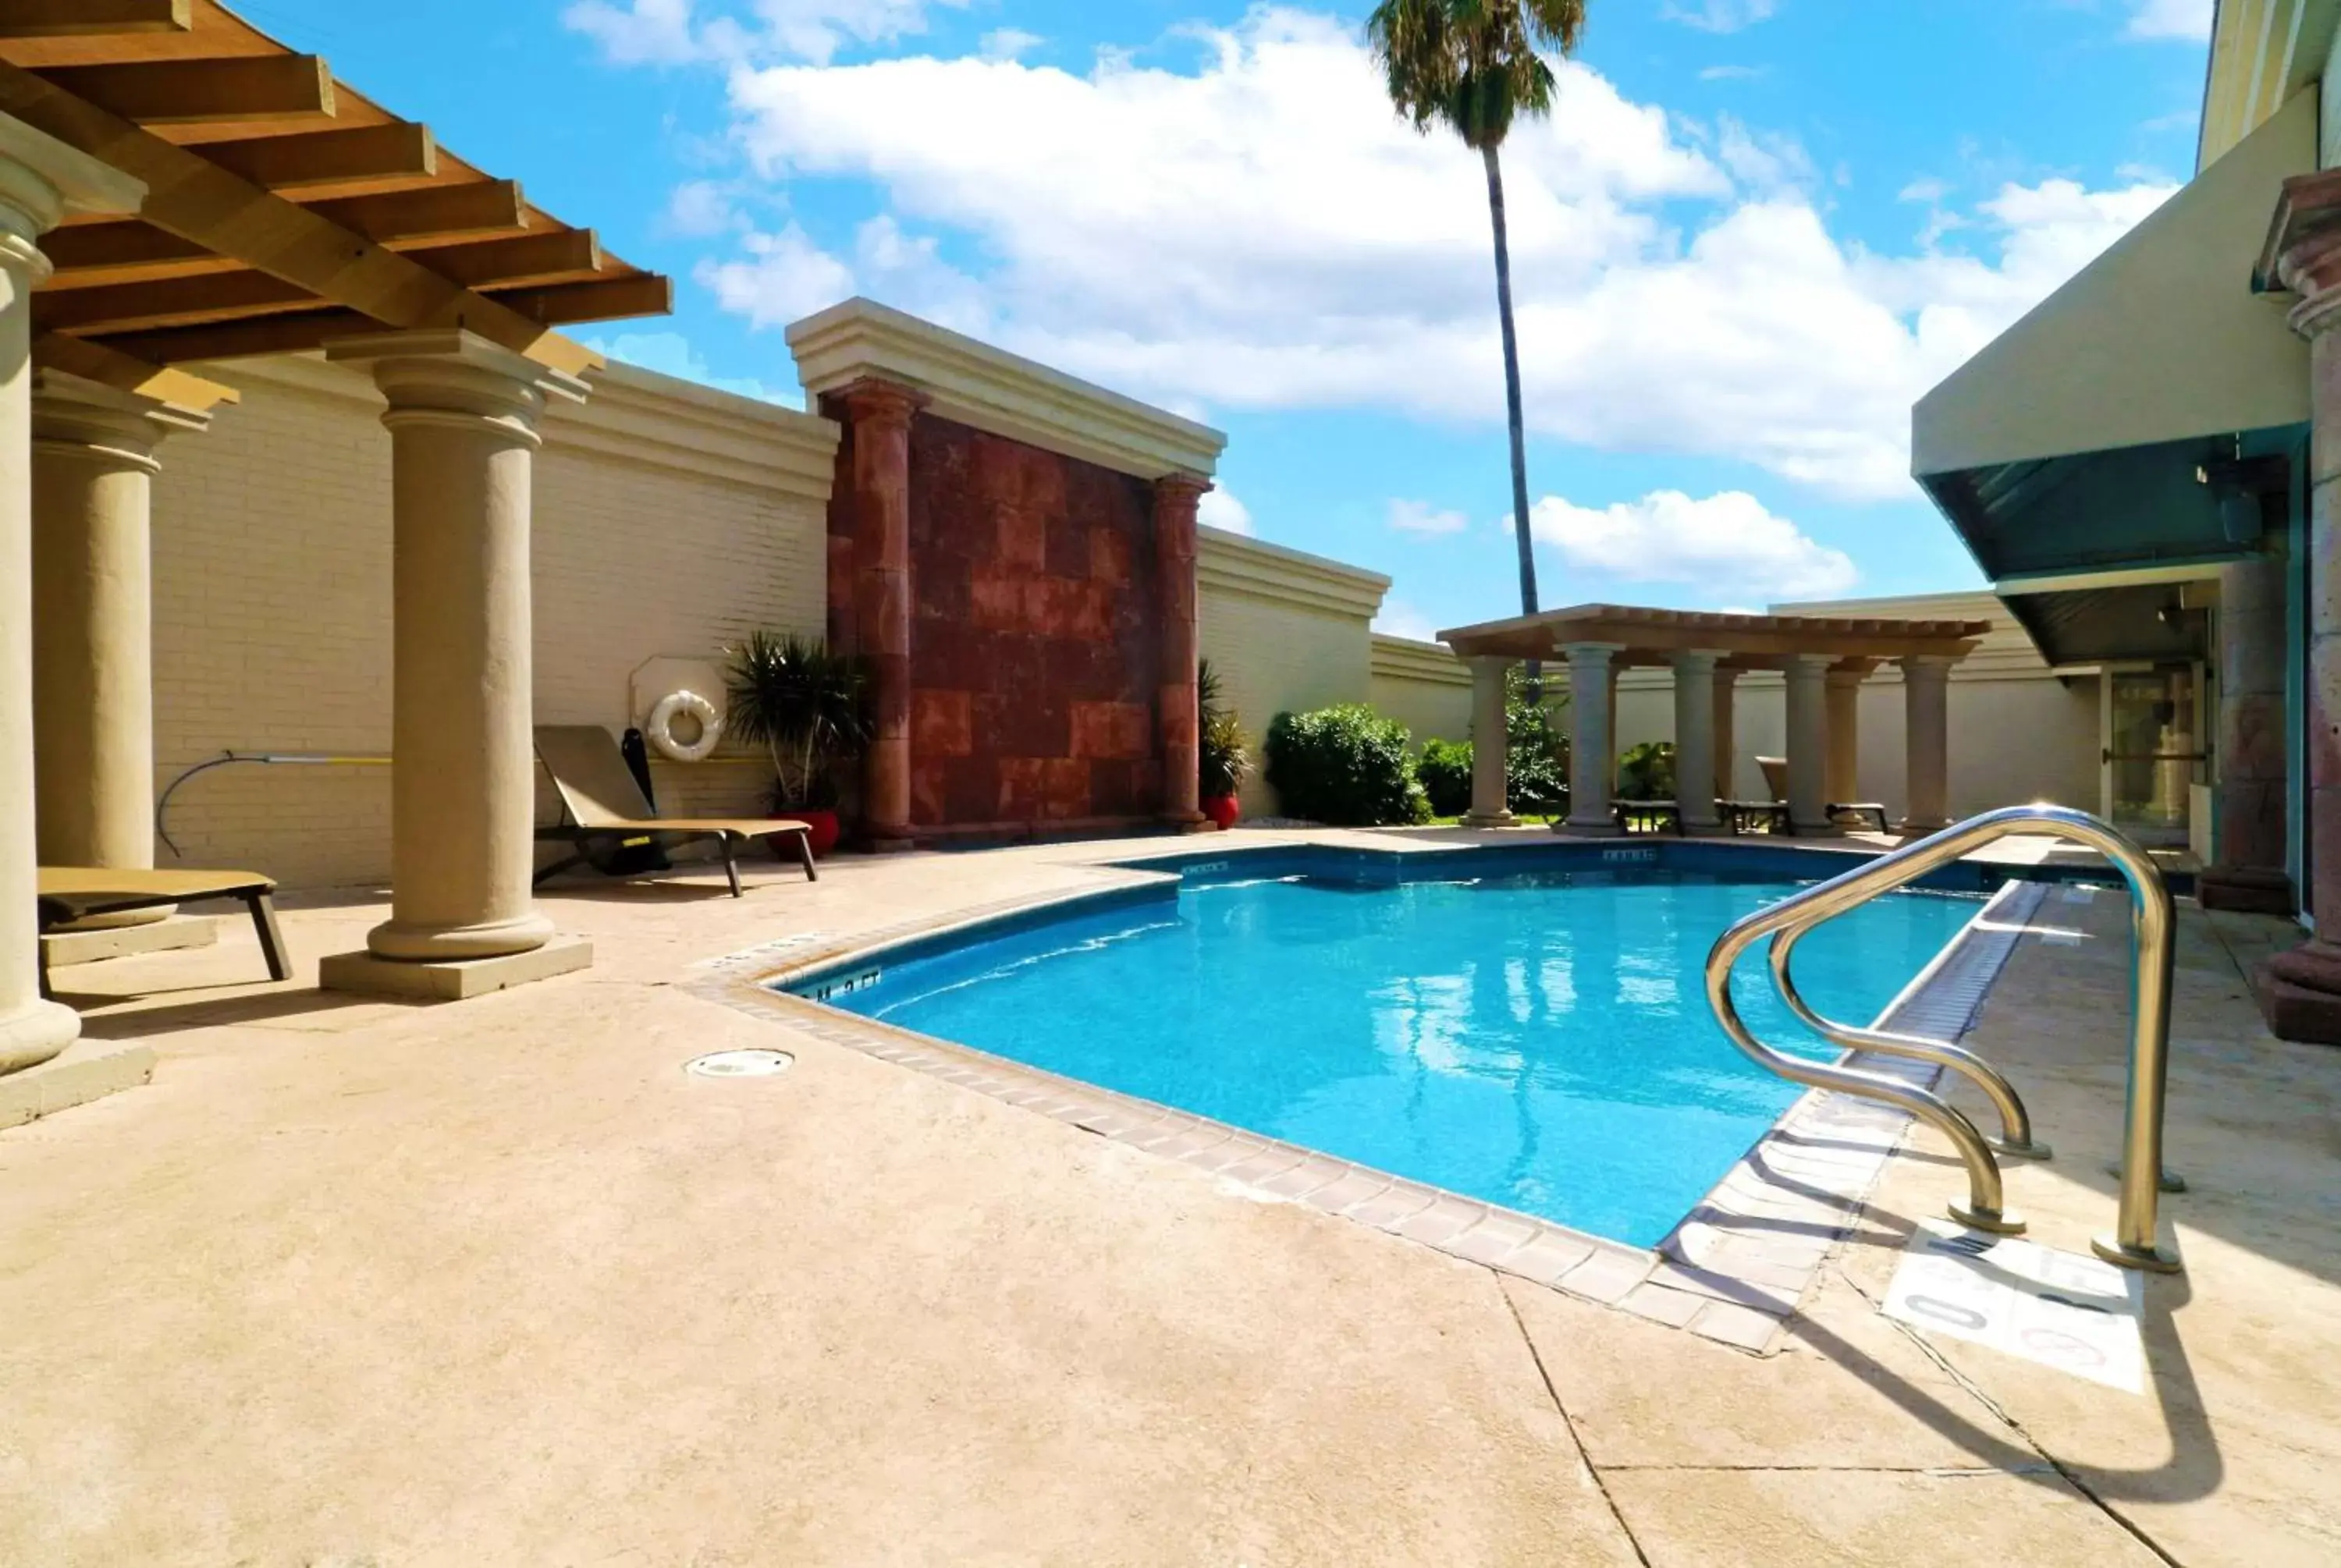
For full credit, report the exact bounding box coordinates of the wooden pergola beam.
[485,274,673,328]
[304,179,528,247]
[36,268,316,335]
[406,229,602,290]
[33,330,237,413]
[96,307,390,366]
[0,0,190,38]
[0,60,599,375]
[38,218,226,288]
[201,122,435,193]
[41,55,335,126]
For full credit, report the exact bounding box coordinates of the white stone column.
[1671,650,1725,833]
[1782,654,1833,835]
[1564,643,1624,835]
[319,330,591,999]
[1712,665,1739,801]
[1899,655,1955,835]
[31,374,208,940]
[0,118,146,1072]
[1824,662,1870,812]
[1463,655,1514,826]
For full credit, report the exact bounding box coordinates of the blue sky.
[240,0,2211,637]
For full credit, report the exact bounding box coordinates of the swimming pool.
[796,858,1982,1248]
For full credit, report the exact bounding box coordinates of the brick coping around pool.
[694,867,2048,1358]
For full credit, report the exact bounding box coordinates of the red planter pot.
[1202,794,1242,831]
[790,807,841,858]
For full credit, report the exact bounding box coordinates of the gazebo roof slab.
[1437,603,1989,669]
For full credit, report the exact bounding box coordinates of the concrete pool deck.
[2,827,2333,1563]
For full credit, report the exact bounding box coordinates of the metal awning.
[1913,85,2314,585]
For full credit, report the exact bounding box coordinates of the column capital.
[1562,640,1626,662]
[1898,652,1959,674]
[1670,647,1728,672]
[833,375,929,431]
[31,370,208,474]
[1154,470,1214,506]
[1466,653,1514,675]
[327,328,588,445]
[0,113,145,278]
[2263,173,2341,338]
[1781,651,1833,676]
[1824,658,1877,686]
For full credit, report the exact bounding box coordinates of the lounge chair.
[37,867,291,996]
[533,725,816,897]
[1746,755,1887,835]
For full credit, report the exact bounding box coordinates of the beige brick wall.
[1369,634,1473,748]
[1196,527,1388,814]
[149,356,838,889]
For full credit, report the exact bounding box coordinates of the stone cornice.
[1198,526,1388,619]
[787,298,1226,481]
[1369,633,1471,686]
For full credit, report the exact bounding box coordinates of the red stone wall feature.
[1153,471,1210,827]
[905,415,1163,831]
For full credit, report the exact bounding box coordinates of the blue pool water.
[815,871,1978,1247]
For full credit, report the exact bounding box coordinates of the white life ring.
[647,690,723,763]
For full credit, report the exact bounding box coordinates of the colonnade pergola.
[0,3,671,1075]
[1439,605,1990,837]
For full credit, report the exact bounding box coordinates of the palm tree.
[1366,0,1586,694]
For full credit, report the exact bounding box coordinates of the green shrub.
[1504,667,1571,814]
[1263,704,1431,825]
[1415,738,1474,817]
[1618,740,1677,801]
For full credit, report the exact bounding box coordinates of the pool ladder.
[1702,804,2182,1273]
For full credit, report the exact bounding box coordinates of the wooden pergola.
[2,0,668,404]
[0,1,680,1073]
[1438,604,1991,838]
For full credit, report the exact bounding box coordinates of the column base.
[1896,817,1952,839]
[1462,810,1517,828]
[1554,816,1624,839]
[41,913,215,971]
[367,910,556,963]
[2197,866,2296,917]
[1680,818,1729,839]
[1790,819,1842,838]
[865,835,918,855]
[2254,940,2341,1046]
[1161,811,1211,834]
[0,1038,154,1129]
[0,997,83,1076]
[321,936,592,1002]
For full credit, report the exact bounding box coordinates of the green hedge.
[1263,704,1431,826]
[1415,738,1474,817]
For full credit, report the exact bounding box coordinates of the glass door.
[2100,664,2206,846]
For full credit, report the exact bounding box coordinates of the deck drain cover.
[687,1049,795,1079]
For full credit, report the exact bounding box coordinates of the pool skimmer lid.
[687,1049,795,1079]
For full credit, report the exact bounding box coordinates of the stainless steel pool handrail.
[1769,899,2051,1163]
[1703,803,2181,1273]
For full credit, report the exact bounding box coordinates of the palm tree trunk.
[1483,141,1543,700]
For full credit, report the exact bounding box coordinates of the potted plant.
[1197,658,1249,829]
[725,631,874,857]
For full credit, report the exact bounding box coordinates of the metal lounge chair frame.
[533,725,817,897]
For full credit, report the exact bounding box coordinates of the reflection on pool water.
[811,871,1979,1247]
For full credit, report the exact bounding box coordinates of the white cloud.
[693,222,855,325]
[583,330,794,404]
[1529,489,1857,601]
[1698,64,1767,82]
[664,179,741,236]
[664,8,2173,501]
[1373,599,1439,642]
[981,27,1043,61]
[1897,176,1948,204]
[1664,0,1779,34]
[1199,488,1253,535]
[1389,498,1470,535]
[565,0,969,66]
[2126,0,2213,41]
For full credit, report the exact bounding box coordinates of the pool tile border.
[698,855,2048,1358]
